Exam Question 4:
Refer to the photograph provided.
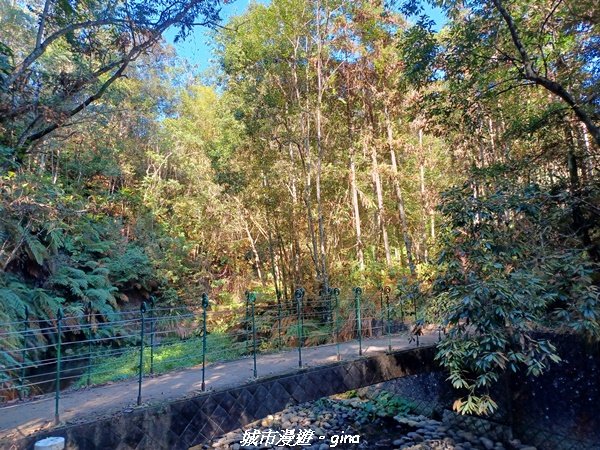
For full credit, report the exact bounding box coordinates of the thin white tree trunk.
[245,222,265,286]
[368,133,391,266]
[314,0,329,289]
[385,107,416,275]
[350,148,365,271]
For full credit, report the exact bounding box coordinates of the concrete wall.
[510,336,600,450]
[362,335,600,450]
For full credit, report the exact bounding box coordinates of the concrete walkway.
[0,332,439,442]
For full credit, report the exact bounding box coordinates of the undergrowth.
[78,333,243,386]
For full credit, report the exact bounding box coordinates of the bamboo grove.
[0,0,598,414]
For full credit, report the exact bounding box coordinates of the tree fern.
[47,266,89,298]
[46,225,65,254]
[46,265,119,318]
[29,289,64,320]
[0,286,27,321]
[23,233,48,266]
[106,246,153,287]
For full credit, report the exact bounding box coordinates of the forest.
[0,0,598,415]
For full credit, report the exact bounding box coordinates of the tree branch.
[7,18,129,88]
[22,61,129,149]
[17,0,219,151]
[491,0,600,146]
[35,0,52,48]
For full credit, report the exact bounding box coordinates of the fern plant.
[47,266,117,317]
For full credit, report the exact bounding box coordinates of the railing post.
[331,288,340,361]
[325,288,333,337]
[19,305,29,400]
[137,302,147,406]
[276,292,282,350]
[244,291,250,353]
[413,286,421,347]
[86,302,93,386]
[384,286,392,352]
[414,289,418,322]
[246,291,257,378]
[295,288,304,367]
[149,296,155,375]
[354,287,363,356]
[54,308,63,425]
[201,293,209,391]
[379,286,384,336]
[399,294,404,322]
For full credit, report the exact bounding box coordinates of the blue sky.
[164,0,267,73]
[165,0,446,74]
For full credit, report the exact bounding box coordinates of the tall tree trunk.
[262,176,282,299]
[314,0,330,290]
[291,35,320,283]
[303,110,320,283]
[428,143,436,242]
[244,222,265,286]
[343,55,364,272]
[288,143,301,285]
[578,122,593,183]
[277,237,289,301]
[566,131,600,263]
[418,128,428,262]
[385,107,416,275]
[349,147,365,271]
[367,131,391,266]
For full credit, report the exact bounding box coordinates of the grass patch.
[78,333,244,387]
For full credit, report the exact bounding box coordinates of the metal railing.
[0,285,430,424]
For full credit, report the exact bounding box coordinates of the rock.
[480,437,495,449]
[458,431,477,444]
[425,420,441,427]
[319,444,329,450]
[34,438,65,450]
[232,445,240,450]
[393,439,404,446]
[406,432,424,442]
[519,447,537,450]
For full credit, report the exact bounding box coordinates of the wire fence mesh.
[0,285,434,423]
